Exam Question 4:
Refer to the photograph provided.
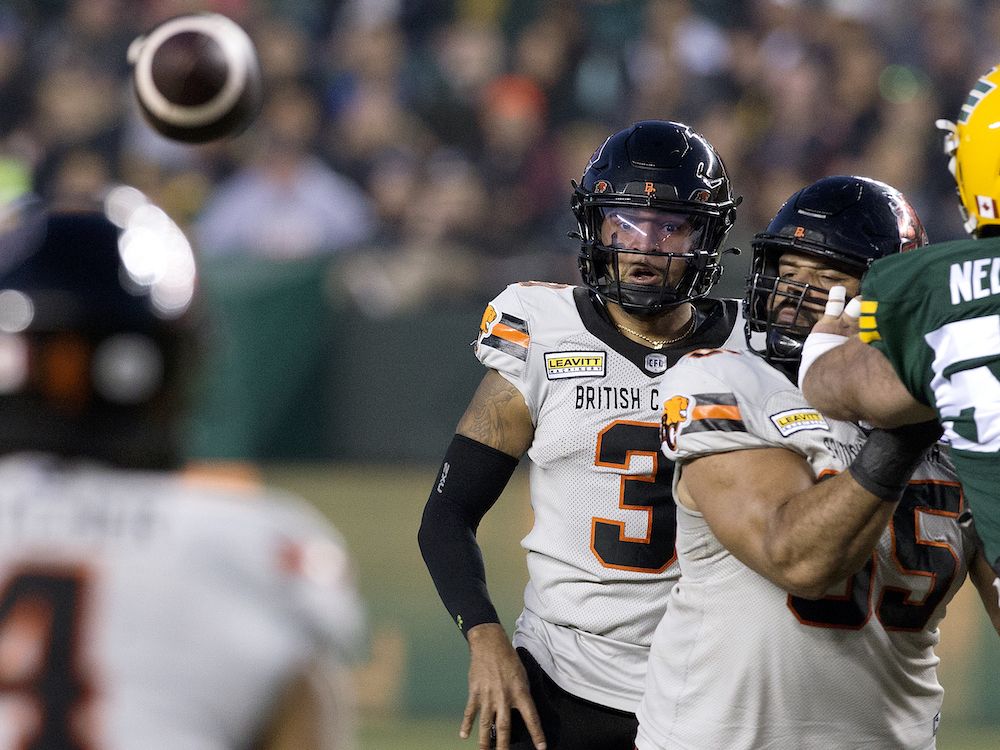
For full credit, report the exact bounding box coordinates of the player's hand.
[462,623,547,750]
[810,285,862,337]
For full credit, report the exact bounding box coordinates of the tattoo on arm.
[456,370,533,457]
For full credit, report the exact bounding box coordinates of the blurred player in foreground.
[418,120,743,750]
[638,175,1000,749]
[0,195,364,749]
[801,66,1000,587]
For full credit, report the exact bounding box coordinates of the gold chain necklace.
[614,308,697,350]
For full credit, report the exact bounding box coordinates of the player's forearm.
[800,343,867,421]
[417,434,518,636]
[969,549,1000,636]
[802,338,935,427]
[418,498,500,632]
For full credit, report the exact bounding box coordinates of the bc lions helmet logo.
[660,394,693,452]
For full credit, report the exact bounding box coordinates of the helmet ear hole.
[92,334,164,405]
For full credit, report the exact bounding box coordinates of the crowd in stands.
[1,0,998,313]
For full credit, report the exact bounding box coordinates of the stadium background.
[3,0,999,746]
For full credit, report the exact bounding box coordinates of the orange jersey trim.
[691,404,741,421]
[491,322,530,348]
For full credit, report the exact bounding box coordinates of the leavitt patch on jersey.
[660,394,694,452]
[769,408,829,437]
[544,351,606,379]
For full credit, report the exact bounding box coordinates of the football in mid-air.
[128,12,263,144]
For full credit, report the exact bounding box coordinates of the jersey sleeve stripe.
[480,312,530,360]
[481,333,529,360]
[858,314,881,343]
[858,300,881,344]
[685,393,746,434]
[692,404,741,421]
[491,322,530,347]
[685,416,747,434]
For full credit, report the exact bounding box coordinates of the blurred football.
[128,12,263,144]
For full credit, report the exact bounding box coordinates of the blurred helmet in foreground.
[129,12,263,143]
[0,190,198,467]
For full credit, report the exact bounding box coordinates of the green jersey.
[860,235,1000,570]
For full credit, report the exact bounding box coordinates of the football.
[128,12,263,144]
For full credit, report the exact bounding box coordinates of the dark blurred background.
[3,1,1000,743]
[2,0,998,463]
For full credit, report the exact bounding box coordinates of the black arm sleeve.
[417,434,519,638]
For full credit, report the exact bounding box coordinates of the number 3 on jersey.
[591,420,677,573]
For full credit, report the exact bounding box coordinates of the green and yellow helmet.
[939,65,1000,237]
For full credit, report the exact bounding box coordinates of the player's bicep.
[679,448,816,568]
[456,369,533,457]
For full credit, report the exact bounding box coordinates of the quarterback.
[802,65,1000,583]
[418,120,743,750]
[636,176,1000,750]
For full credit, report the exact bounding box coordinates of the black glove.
[848,420,944,502]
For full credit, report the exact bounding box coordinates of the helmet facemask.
[575,191,730,317]
[744,244,856,370]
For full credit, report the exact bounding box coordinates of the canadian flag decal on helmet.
[977,195,997,219]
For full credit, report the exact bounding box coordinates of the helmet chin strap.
[767,328,803,359]
[764,329,803,382]
[603,282,687,317]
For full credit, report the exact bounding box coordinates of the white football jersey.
[636,348,976,750]
[475,282,742,711]
[0,454,365,750]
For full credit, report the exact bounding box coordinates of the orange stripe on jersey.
[182,461,263,493]
[491,322,530,348]
[692,404,742,421]
[681,393,746,435]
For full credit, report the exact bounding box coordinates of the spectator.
[195,80,375,259]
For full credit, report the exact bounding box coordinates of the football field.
[264,464,1000,749]
[359,717,1000,750]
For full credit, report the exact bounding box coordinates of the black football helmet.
[572,120,739,316]
[744,175,927,372]
[0,193,199,468]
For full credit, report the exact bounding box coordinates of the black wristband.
[847,420,943,502]
[417,434,519,637]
